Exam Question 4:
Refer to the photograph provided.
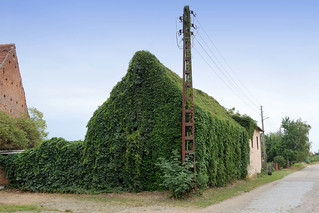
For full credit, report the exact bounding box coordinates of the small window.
[256,136,259,149]
[3,95,6,98]
[2,68,4,74]
[251,139,253,148]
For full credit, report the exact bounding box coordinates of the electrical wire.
[193,46,260,115]
[194,16,262,108]
[195,32,260,109]
[194,37,261,115]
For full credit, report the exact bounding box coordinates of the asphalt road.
[204,164,319,213]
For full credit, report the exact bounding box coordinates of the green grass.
[188,168,298,208]
[0,204,39,212]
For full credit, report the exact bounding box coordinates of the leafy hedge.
[2,138,89,193]
[2,51,249,193]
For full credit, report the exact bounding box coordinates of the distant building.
[0,43,27,185]
[248,126,263,177]
[0,44,27,117]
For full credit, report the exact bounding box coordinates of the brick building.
[0,43,28,117]
[0,44,28,185]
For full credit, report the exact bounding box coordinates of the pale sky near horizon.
[1,0,318,152]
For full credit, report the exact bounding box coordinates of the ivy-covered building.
[1,51,251,193]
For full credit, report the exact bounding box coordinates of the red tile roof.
[0,43,15,66]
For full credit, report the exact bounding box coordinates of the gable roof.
[0,43,15,67]
[256,126,264,132]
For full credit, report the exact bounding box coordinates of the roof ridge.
[0,44,15,68]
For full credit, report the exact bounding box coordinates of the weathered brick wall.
[0,44,28,117]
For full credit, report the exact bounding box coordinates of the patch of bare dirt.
[0,189,193,213]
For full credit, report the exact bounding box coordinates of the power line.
[195,33,260,109]
[194,37,260,114]
[193,46,260,115]
[194,16,262,107]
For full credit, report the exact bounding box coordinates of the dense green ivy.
[83,51,249,191]
[2,138,89,193]
[2,51,249,193]
[231,114,257,140]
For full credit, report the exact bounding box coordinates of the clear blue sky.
[2,0,318,152]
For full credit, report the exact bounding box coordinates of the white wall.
[248,129,262,176]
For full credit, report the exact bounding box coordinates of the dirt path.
[0,189,194,213]
[1,165,318,213]
[0,190,125,212]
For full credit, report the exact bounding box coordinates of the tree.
[28,107,48,140]
[0,107,48,149]
[274,155,285,168]
[266,131,283,162]
[281,117,311,163]
[266,117,311,166]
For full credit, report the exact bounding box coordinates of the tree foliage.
[266,117,311,165]
[0,108,47,150]
[28,107,48,140]
[227,108,257,139]
[2,51,250,193]
[274,155,285,168]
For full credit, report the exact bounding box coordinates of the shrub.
[156,150,194,198]
[305,157,311,164]
[293,162,306,169]
[310,155,319,163]
[274,155,286,169]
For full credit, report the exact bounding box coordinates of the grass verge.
[0,204,39,212]
[189,167,301,208]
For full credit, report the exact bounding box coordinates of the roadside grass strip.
[0,204,39,212]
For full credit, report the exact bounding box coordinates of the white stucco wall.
[248,129,262,177]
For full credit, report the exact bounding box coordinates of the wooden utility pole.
[261,106,267,170]
[181,6,196,179]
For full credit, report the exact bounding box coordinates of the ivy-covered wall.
[1,51,249,193]
[1,138,87,193]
